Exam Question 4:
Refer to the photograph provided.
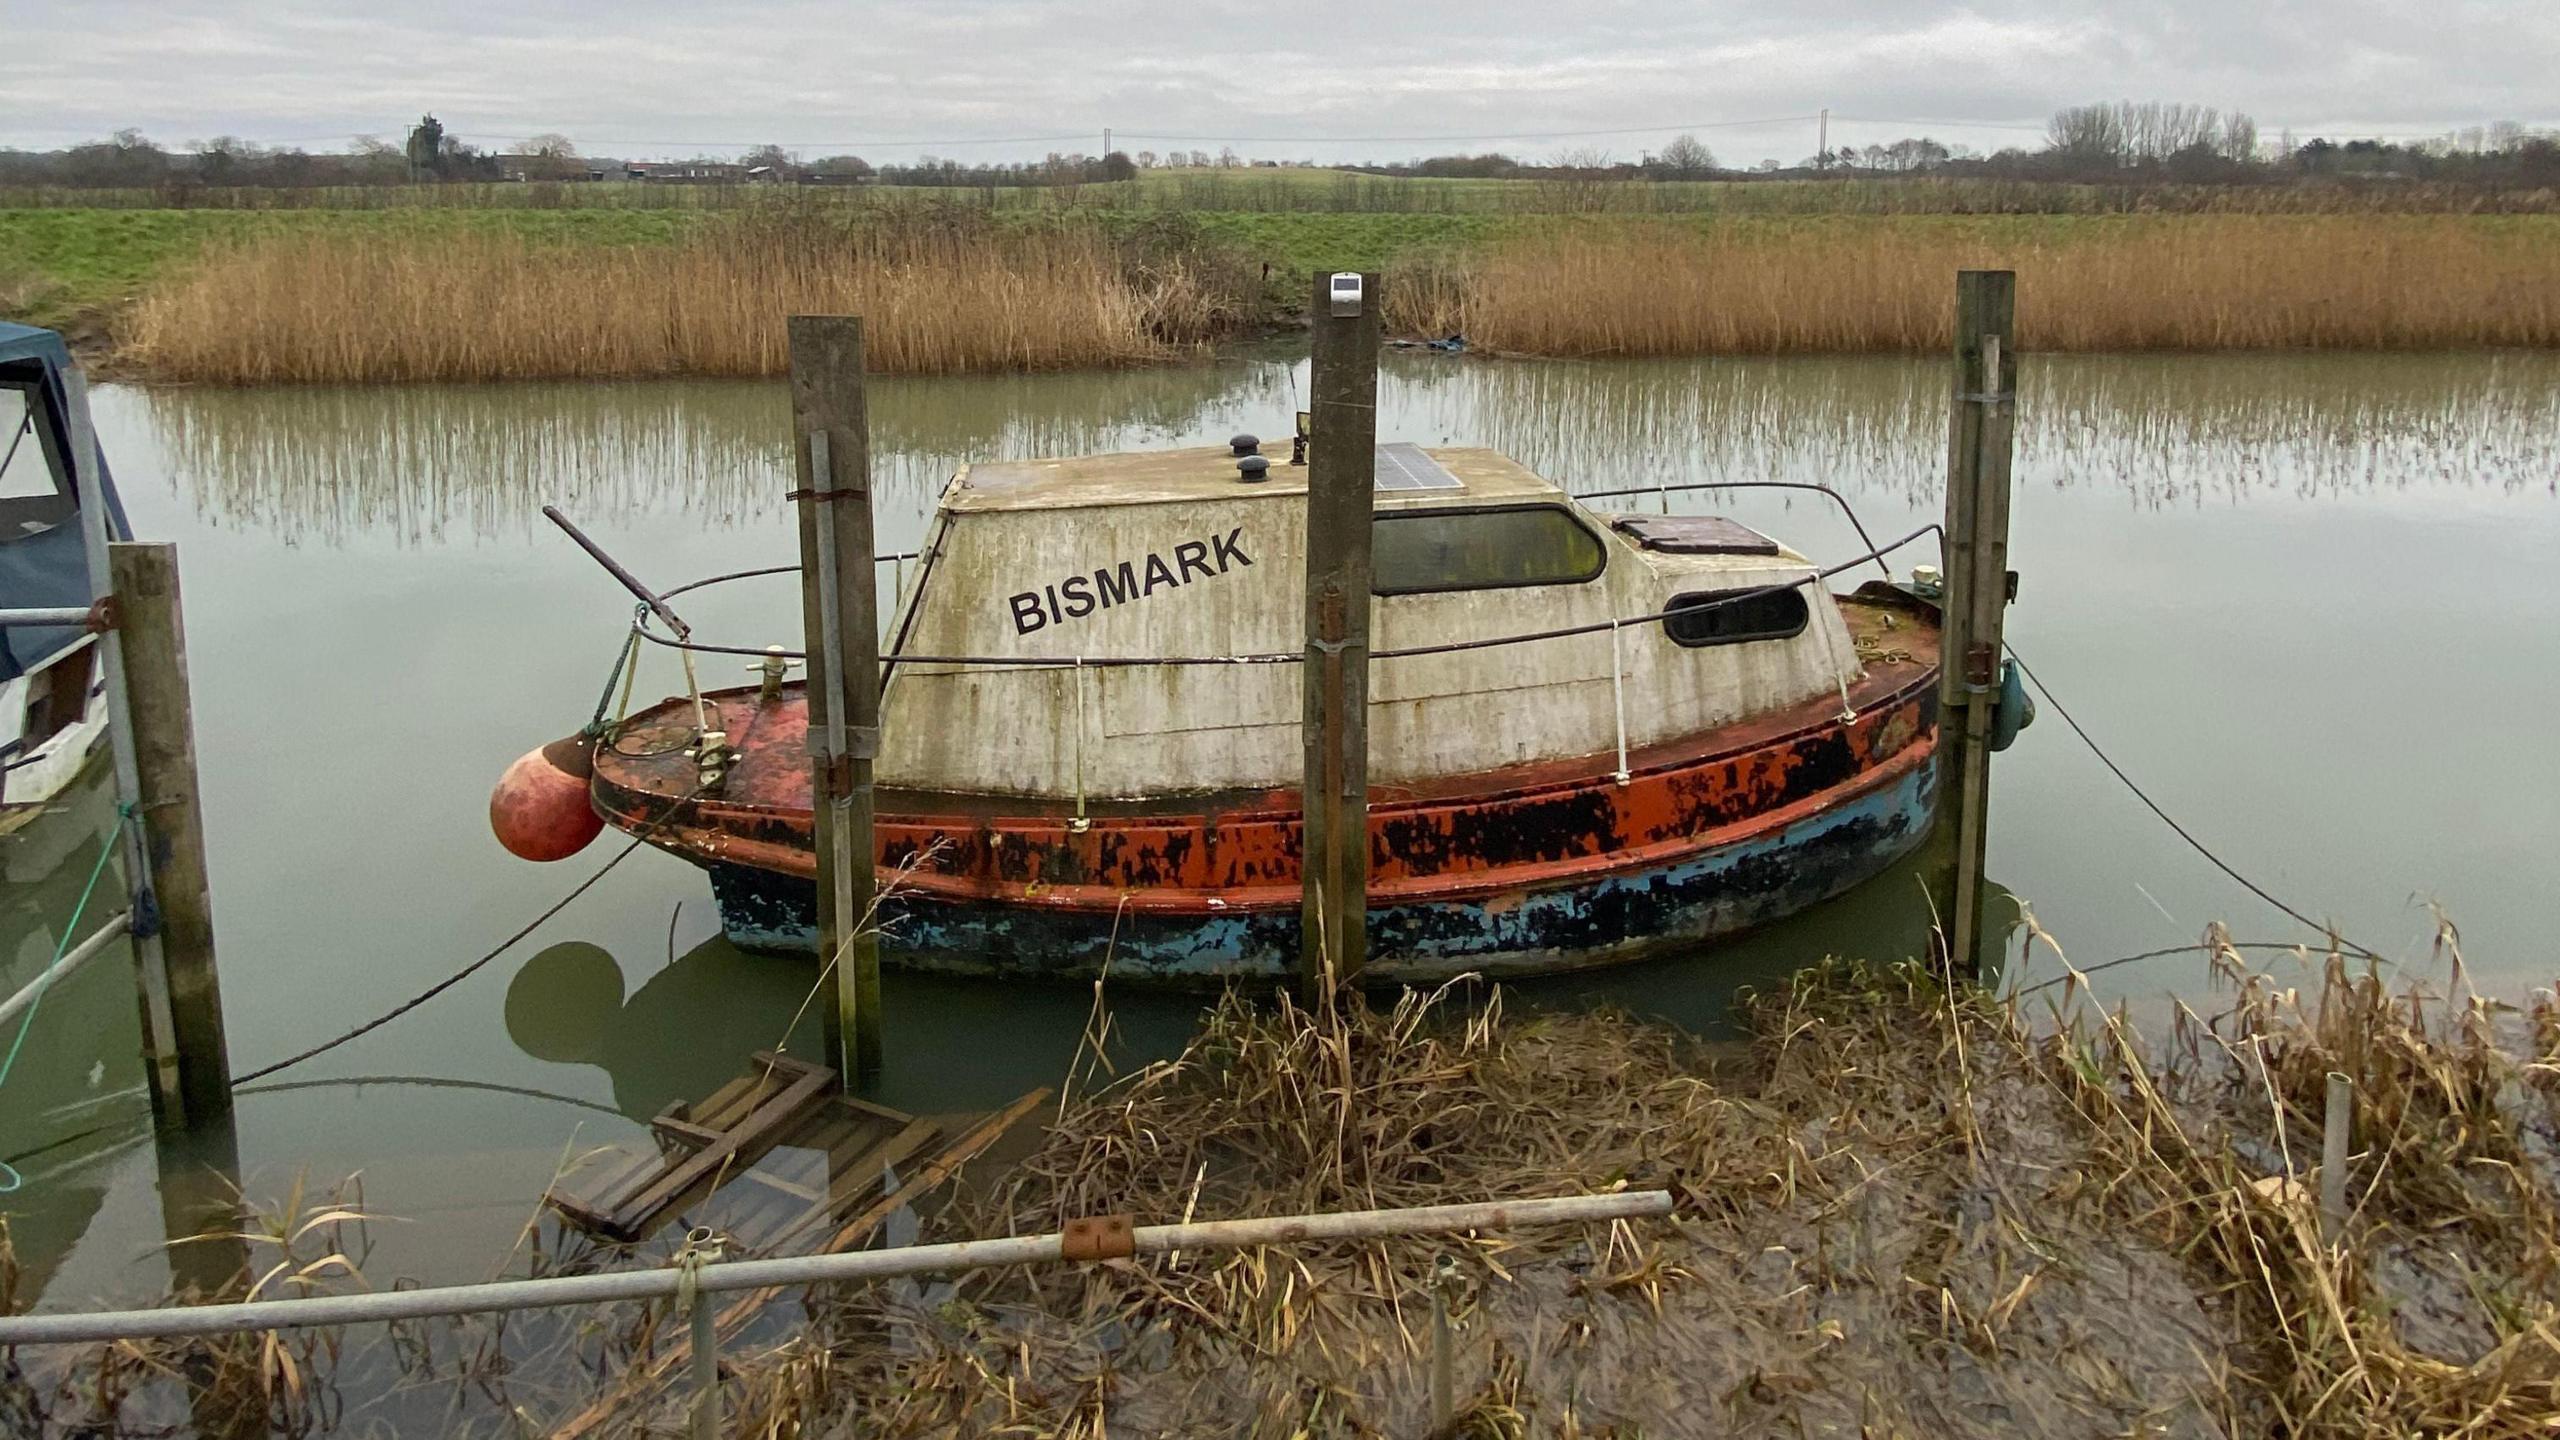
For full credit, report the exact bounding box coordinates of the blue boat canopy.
[0,320,130,681]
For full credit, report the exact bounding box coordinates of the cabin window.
[0,383,61,503]
[1371,505,1605,595]
[1663,586,1810,647]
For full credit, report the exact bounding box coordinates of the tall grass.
[125,208,1254,384]
[1392,216,2560,354]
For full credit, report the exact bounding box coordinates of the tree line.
[4,102,2554,192]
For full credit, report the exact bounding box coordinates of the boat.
[502,438,1954,984]
[0,322,124,831]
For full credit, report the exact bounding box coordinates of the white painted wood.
[879,446,1862,799]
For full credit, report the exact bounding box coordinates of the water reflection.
[149,357,1296,546]
[0,764,153,1303]
[1422,351,2560,508]
[144,350,2560,546]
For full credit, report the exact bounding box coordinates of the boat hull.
[589,591,1945,986]
[706,744,1936,984]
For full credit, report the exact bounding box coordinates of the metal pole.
[1428,1254,1457,1436]
[1931,271,2016,985]
[787,317,884,1083]
[0,1191,1673,1346]
[0,606,100,629]
[0,911,131,1028]
[1301,271,1380,1003]
[2321,1070,2352,1242]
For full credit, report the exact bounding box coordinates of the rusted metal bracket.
[83,596,119,634]
[1059,1214,1136,1262]
[1962,642,1999,691]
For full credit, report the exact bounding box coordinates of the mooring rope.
[2001,643,2384,963]
[230,781,708,1086]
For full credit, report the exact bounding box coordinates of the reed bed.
[123,209,1255,384]
[9,947,2554,1437]
[1391,216,2560,355]
[701,948,2558,1438]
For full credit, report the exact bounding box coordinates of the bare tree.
[1654,133,1715,179]
[519,133,582,180]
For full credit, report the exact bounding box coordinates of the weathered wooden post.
[786,317,884,1082]
[61,364,233,1133]
[1301,271,1380,1003]
[106,543,235,1126]
[1932,270,2018,983]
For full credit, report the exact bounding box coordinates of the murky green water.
[4,348,2556,1310]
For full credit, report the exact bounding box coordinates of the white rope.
[1807,574,1859,724]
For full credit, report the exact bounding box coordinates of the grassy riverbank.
[7,204,2559,379]
[9,946,2552,1436]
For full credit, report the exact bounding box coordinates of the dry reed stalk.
[1392,218,2560,356]
[11,953,2553,1438]
[125,211,1246,385]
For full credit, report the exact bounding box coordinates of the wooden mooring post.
[786,317,884,1082]
[1932,270,2019,983]
[61,367,234,1134]
[107,544,235,1127]
[1301,271,1381,1003]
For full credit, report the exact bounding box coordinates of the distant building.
[491,153,597,182]
[637,162,747,184]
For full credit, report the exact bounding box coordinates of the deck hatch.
[1373,443,1465,493]
[1608,514,1781,556]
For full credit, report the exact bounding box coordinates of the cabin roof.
[947,444,1559,513]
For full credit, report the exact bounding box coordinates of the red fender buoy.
[490,733,604,862]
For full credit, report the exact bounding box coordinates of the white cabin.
[876,444,1861,800]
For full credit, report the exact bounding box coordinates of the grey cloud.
[2,0,2551,161]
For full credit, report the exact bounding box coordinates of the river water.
[4,348,2555,1310]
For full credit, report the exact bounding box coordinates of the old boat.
[506,441,1948,984]
[0,322,124,829]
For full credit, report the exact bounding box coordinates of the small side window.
[1664,587,1809,647]
[1372,505,1605,595]
[0,384,62,502]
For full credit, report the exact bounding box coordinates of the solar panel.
[1372,443,1464,492]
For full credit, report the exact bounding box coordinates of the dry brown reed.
[2032,921,2560,1435]
[124,208,1253,384]
[709,950,2560,1439]
[11,950,2554,1437]
[1391,217,2560,355]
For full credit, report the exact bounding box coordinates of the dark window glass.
[1664,586,1809,647]
[1372,505,1605,595]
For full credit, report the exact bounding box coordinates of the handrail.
[0,1189,1672,1346]
[1570,480,1894,580]
[625,524,1942,670]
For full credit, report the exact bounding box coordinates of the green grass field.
[0,207,700,331]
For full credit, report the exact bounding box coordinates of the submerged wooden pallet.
[546,1050,940,1246]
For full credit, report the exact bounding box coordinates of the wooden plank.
[589,1062,837,1242]
[547,1089,1049,1439]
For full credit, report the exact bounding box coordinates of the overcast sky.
[4,1,2554,165]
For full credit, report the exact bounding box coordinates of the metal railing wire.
[628,524,1943,670]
